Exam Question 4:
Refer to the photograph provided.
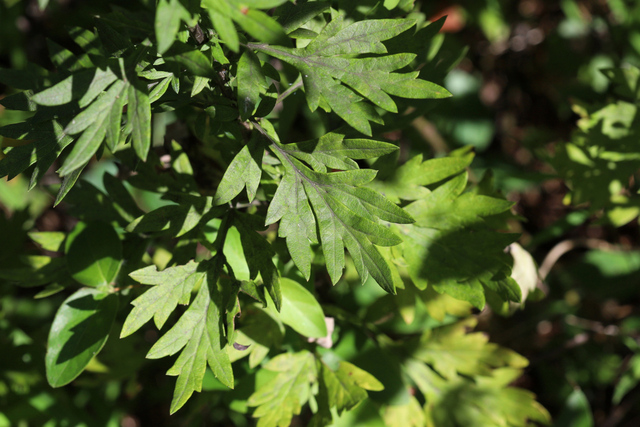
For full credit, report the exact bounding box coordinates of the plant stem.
[276,78,303,107]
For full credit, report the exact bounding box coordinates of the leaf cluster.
[0,1,549,425]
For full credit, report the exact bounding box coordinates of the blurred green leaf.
[553,388,593,427]
[274,278,327,338]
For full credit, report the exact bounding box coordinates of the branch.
[538,238,618,280]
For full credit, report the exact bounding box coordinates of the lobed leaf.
[214,136,264,205]
[127,259,235,413]
[248,351,317,427]
[265,133,411,291]
[122,261,204,336]
[251,16,451,135]
[391,168,521,308]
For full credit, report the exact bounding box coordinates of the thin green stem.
[276,78,303,107]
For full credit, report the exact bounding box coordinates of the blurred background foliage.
[1,0,640,426]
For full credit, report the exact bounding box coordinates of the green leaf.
[384,0,401,9]
[65,221,122,287]
[105,82,127,152]
[236,9,289,46]
[203,0,289,51]
[408,318,528,380]
[122,261,205,337]
[165,45,216,78]
[322,361,384,414]
[391,169,520,307]
[426,371,552,427]
[279,132,398,173]
[408,174,514,230]
[208,10,240,52]
[127,197,218,237]
[149,75,172,104]
[369,150,475,203]
[274,1,330,34]
[383,396,426,427]
[613,354,640,404]
[129,259,235,413]
[265,131,411,291]
[45,288,118,387]
[156,0,189,54]
[237,50,268,120]
[31,67,116,107]
[55,166,85,206]
[59,79,128,176]
[127,83,151,161]
[233,216,282,310]
[553,389,593,427]
[251,17,451,134]
[47,39,93,71]
[248,351,317,427]
[214,135,264,205]
[235,0,289,7]
[29,231,66,252]
[275,278,327,338]
[0,120,74,181]
[228,306,283,368]
[149,278,234,413]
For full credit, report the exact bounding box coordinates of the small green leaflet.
[310,360,385,426]
[127,196,219,237]
[155,0,191,54]
[202,0,289,53]
[264,128,412,291]
[0,120,74,183]
[274,1,330,34]
[214,134,264,205]
[237,50,268,120]
[59,80,128,176]
[251,17,451,135]
[46,288,118,387]
[383,396,426,427]
[323,361,384,413]
[124,260,235,413]
[127,82,152,162]
[29,231,66,252]
[121,261,204,335]
[271,278,327,338]
[248,351,317,427]
[368,148,475,203]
